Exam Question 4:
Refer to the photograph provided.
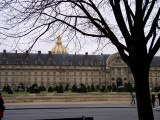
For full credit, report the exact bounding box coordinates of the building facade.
[0,35,160,90]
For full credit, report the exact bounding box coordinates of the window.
[28,72,31,76]
[12,72,15,76]
[12,77,15,83]
[85,78,88,83]
[28,77,31,83]
[155,73,157,77]
[79,72,82,76]
[80,78,82,83]
[91,72,93,76]
[0,72,1,75]
[20,72,23,75]
[74,72,76,76]
[118,68,121,76]
[5,77,8,83]
[99,72,101,76]
[41,77,43,83]
[91,78,93,83]
[35,72,37,76]
[99,78,101,83]
[59,72,62,75]
[66,72,69,76]
[66,78,69,83]
[41,72,43,75]
[47,77,50,83]
[53,77,56,83]
[34,77,37,83]
[53,72,56,75]
[74,78,76,83]
[5,72,8,75]
[85,72,88,76]
[112,68,115,76]
[59,77,62,83]
[47,72,50,76]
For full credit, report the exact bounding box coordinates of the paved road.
[2,104,160,120]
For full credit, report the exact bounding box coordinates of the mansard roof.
[0,50,160,67]
[0,51,110,66]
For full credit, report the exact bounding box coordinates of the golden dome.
[51,34,68,54]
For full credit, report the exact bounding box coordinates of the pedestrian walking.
[151,93,156,107]
[158,92,160,106]
[131,92,136,104]
[0,93,5,120]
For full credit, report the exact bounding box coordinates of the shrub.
[104,88,110,92]
[77,84,87,93]
[151,88,155,92]
[29,84,40,93]
[39,86,46,91]
[57,85,64,93]
[48,86,53,92]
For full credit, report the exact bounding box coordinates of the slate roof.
[0,52,110,66]
[0,52,159,67]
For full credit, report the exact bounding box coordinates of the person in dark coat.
[0,93,5,120]
[151,93,156,107]
[130,92,136,104]
[158,92,160,106]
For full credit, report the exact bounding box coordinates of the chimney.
[25,51,29,59]
[85,52,88,59]
[14,50,18,59]
[3,50,6,58]
[38,51,41,60]
[48,51,51,59]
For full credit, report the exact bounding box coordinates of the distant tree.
[71,84,77,92]
[53,86,59,91]
[107,85,112,92]
[91,85,95,92]
[124,82,133,92]
[101,85,106,92]
[2,86,7,92]
[87,86,91,92]
[6,85,13,94]
[96,85,100,90]
[112,83,117,92]
[104,88,110,92]
[154,87,160,92]
[65,84,69,91]
[29,84,40,93]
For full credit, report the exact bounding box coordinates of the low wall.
[3,92,132,104]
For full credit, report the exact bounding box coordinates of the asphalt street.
[2,103,160,120]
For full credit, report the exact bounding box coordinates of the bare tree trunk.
[129,57,154,120]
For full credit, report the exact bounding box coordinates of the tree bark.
[128,55,154,120]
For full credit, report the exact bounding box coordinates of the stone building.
[0,35,160,90]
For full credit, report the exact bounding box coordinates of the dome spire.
[51,32,68,54]
[57,31,62,45]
